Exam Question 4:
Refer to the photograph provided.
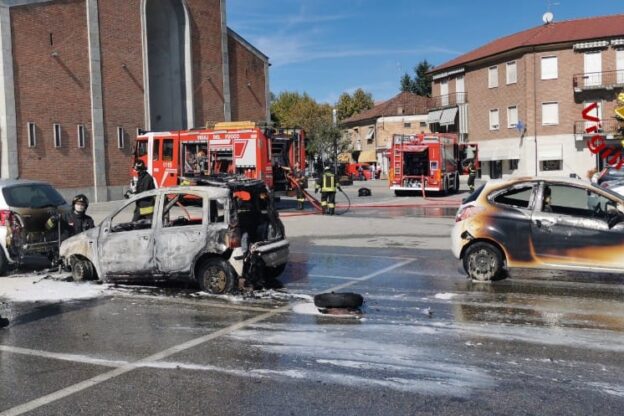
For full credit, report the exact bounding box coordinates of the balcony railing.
[426,93,467,110]
[573,119,623,138]
[572,70,624,92]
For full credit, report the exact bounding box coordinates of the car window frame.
[159,191,206,229]
[488,182,537,211]
[106,193,159,233]
[537,181,620,222]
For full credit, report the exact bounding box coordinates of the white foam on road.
[0,276,107,303]
[434,292,457,300]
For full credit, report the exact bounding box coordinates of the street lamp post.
[333,108,338,175]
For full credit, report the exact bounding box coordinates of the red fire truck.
[389,133,478,196]
[130,122,306,195]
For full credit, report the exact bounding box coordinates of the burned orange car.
[452,177,624,281]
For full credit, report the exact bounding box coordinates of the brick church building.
[0,0,269,201]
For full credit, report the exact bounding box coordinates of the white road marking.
[308,274,362,281]
[0,259,413,416]
[289,250,414,260]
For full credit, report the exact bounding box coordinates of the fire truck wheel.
[197,258,237,295]
[454,173,460,193]
[443,178,449,195]
[463,242,503,282]
[394,190,405,197]
[265,263,286,280]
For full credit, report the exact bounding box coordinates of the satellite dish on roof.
[542,11,554,24]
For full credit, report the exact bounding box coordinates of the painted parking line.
[0,258,413,416]
[289,250,415,260]
[308,274,362,281]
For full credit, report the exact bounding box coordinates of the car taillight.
[455,205,482,222]
[0,210,12,226]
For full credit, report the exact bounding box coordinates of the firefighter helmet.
[324,166,331,171]
[72,194,89,208]
[134,160,147,171]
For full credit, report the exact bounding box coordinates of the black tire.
[443,177,449,196]
[314,292,364,309]
[265,263,286,280]
[0,249,8,277]
[463,242,504,282]
[454,173,460,193]
[394,190,405,197]
[196,258,237,294]
[71,258,95,282]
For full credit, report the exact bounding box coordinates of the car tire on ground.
[265,263,286,280]
[71,258,95,282]
[196,257,237,295]
[0,249,8,277]
[314,292,364,309]
[463,242,504,282]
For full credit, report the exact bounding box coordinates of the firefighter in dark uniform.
[131,160,156,221]
[467,161,477,192]
[46,194,95,241]
[315,166,341,215]
[293,163,306,210]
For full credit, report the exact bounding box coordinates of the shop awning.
[358,149,377,163]
[478,145,520,161]
[426,110,443,124]
[538,145,562,161]
[439,107,458,126]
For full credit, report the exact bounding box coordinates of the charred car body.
[60,176,289,294]
[0,179,69,275]
[452,177,624,281]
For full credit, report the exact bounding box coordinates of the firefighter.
[131,160,156,221]
[46,194,95,241]
[467,161,477,192]
[315,166,341,215]
[293,163,306,210]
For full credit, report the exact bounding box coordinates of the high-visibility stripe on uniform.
[322,173,336,192]
[139,206,154,215]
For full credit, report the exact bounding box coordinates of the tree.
[400,73,415,93]
[307,117,351,168]
[414,60,434,97]
[335,88,374,122]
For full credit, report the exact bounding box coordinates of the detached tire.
[314,292,364,309]
[71,258,95,282]
[463,242,503,282]
[197,258,237,295]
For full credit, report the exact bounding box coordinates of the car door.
[487,182,537,265]
[97,195,157,278]
[153,192,207,275]
[530,183,624,270]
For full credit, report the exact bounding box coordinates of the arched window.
[143,0,193,131]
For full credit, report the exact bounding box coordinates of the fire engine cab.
[389,133,478,196]
[130,122,306,196]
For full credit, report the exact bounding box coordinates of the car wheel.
[463,242,503,282]
[265,263,286,280]
[443,178,449,195]
[197,258,237,295]
[314,292,364,309]
[71,258,95,282]
[0,249,8,277]
[454,173,460,193]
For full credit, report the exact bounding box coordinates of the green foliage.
[399,60,434,97]
[335,88,374,122]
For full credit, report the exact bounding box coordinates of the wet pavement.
[2,184,624,415]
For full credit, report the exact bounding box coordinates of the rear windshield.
[3,184,66,208]
[462,184,485,204]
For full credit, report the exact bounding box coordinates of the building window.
[509,159,519,170]
[542,102,559,125]
[506,61,517,84]
[77,124,86,148]
[419,121,427,127]
[541,56,558,80]
[404,122,411,128]
[488,66,498,88]
[366,127,375,142]
[489,109,500,130]
[53,123,62,148]
[27,122,36,148]
[163,138,174,161]
[507,106,518,128]
[541,160,562,171]
[117,127,125,149]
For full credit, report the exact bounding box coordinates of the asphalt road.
[1,180,624,415]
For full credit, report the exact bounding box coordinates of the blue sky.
[227,0,623,104]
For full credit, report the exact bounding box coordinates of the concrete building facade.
[0,0,269,201]
[428,14,624,180]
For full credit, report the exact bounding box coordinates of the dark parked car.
[595,167,624,185]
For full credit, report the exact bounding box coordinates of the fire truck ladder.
[393,138,403,186]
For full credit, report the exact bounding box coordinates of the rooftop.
[433,14,624,73]
[341,92,429,126]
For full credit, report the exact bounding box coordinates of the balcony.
[572,70,624,92]
[573,119,623,140]
[426,92,467,111]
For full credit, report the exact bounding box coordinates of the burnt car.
[0,179,69,275]
[452,177,624,281]
[60,176,289,294]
